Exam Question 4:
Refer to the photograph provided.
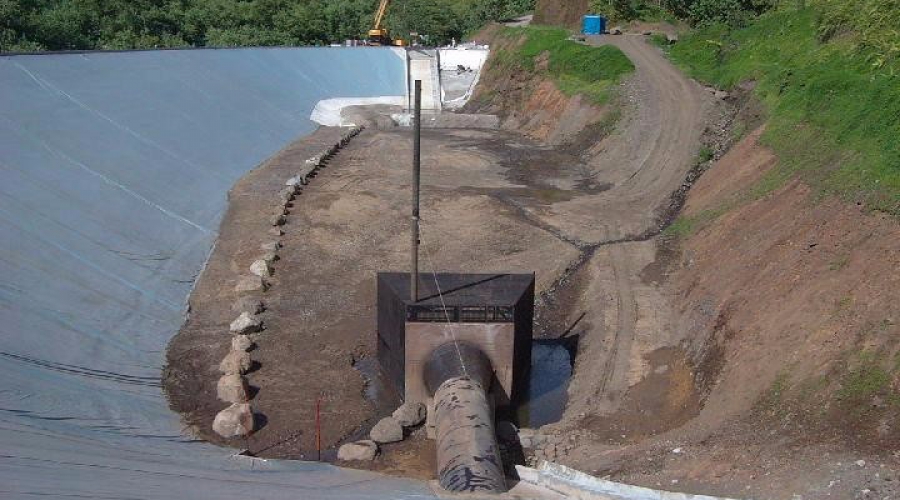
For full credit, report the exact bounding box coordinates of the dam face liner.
[0,47,436,498]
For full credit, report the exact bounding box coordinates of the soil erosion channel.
[164,35,711,479]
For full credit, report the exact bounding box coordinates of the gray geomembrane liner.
[0,47,434,499]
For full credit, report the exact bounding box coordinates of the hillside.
[533,0,589,27]
[472,2,900,498]
[466,25,633,144]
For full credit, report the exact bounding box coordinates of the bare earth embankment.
[164,26,899,498]
[164,32,713,480]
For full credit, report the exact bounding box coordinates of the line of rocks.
[337,402,426,462]
[212,126,365,440]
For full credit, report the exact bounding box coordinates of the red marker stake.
[315,397,322,461]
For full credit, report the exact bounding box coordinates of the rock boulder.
[392,402,426,427]
[234,275,267,293]
[216,374,249,403]
[337,440,379,461]
[219,350,252,375]
[232,297,264,315]
[249,259,272,278]
[230,312,262,334]
[212,403,254,438]
[261,251,278,264]
[370,416,403,443]
[231,335,255,352]
[260,241,281,252]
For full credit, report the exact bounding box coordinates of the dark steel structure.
[376,272,534,405]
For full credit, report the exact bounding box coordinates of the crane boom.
[367,0,405,46]
[372,0,389,30]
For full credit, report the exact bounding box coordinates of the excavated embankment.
[158,24,899,500]
[161,27,713,479]
[468,22,900,499]
[597,127,900,500]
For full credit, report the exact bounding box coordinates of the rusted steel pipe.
[424,341,493,394]
[425,342,507,494]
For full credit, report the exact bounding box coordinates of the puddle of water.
[516,340,573,427]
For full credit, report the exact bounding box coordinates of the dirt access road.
[164,34,714,481]
[524,33,713,427]
[529,34,709,244]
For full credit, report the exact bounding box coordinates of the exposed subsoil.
[162,29,900,499]
[557,127,900,500]
[163,124,585,475]
[533,0,590,28]
[164,33,717,483]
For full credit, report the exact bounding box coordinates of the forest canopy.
[0,0,534,52]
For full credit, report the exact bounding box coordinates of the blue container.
[582,15,606,35]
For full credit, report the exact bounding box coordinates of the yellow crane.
[368,0,406,46]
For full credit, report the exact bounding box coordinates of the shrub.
[506,26,635,104]
[664,5,900,215]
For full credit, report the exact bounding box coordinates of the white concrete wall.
[438,47,489,71]
[438,47,490,109]
[408,49,442,111]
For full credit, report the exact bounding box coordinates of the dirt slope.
[523,94,900,500]
[572,128,900,500]
[533,0,589,27]
[163,25,900,498]
[164,33,714,481]
[467,31,900,499]
[465,24,610,146]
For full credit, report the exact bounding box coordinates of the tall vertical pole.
[411,80,422,303]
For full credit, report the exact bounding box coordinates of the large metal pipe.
[424,342,507,494]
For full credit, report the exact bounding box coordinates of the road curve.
[537,34,711,244]
[533,36,713,421]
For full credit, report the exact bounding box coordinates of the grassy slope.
[661,4,900,435]
[490,26,634,104]
[660,5,900,218]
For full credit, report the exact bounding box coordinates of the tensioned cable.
[417,220,470,380]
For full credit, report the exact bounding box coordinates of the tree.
[0,0,538,53]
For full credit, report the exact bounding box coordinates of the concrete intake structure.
[424,342,507,494]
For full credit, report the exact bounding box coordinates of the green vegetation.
[664,206,727,237]
[816,0,900,70]
[0,0,534,52]
[587,0,774,26]
[588,0,676,25]
[828,254,850,271]
[663,215,699,238]
[662,3,900,215]
[495,26,634,104]
[766,370,791,404]
[837,351,893,413]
